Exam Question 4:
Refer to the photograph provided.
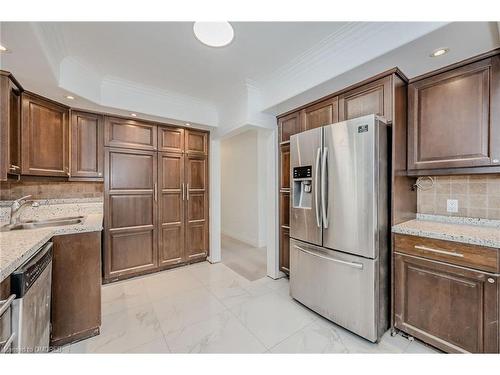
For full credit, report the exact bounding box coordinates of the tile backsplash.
[0,180,104,201]
[417,175,500,220]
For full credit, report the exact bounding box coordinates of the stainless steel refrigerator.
[289,114,389,343]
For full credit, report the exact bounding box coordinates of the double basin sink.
[0,216,84,232]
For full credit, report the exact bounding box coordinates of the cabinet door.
[51,232,101,346]
[158,152,185,267]
[70,111,104,179]
[158,126,184,153]
[338,76,392,122]
[394,253,499,353]
[280,144,290,190]
[408,57,500,171]
[21,93,70,176]
[104,148,158,281]
[104,116,157,150]
[185,129,208,155]
[302,97,338,130]
[280,227,290,273]
[8,80,21,176]
[278,111,301,143]
[0,74,21,180]
[184,154,209,262]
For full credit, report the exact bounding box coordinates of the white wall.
[221,129,267,248]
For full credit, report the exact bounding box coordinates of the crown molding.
[255,22,448,110]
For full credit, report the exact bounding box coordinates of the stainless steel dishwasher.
[10,242,53,353]
[0,293,16,353]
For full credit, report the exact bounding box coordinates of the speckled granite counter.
[0,200,103,282]
[392,214,500,248]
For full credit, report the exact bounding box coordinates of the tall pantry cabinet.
[103,116,209,282]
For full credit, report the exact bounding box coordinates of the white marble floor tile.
[230,292,315,348]
[270,319,348,353]
[125,337,171,353]
[152,287,227,336]
[142,267,204,301]
[164,311,266,353]
[404,339,440,354]
[71,304,164,353]
[101,278,149,316]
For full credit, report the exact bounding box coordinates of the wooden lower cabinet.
[279,227,290,273]
[50,232,101,347]
[104,128,209,282]
[104,147,158,282]
[158,152,185,267]
[394,252,499,353]
[185,153,209,262]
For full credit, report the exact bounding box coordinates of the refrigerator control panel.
[293,166,312,179]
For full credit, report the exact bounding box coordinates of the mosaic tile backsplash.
[0,180,104,201]
[417,175,500,220]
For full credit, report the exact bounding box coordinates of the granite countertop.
[0,200,103,283]
[392,214,500,249]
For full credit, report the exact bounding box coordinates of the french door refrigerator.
[289,114,389,343]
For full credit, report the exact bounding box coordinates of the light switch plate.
[447,199,458,213]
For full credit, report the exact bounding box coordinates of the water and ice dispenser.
[292,166,313,209]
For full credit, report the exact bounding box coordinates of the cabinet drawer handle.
[414,245,464,258]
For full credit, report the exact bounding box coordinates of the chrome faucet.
[9,195,39,225]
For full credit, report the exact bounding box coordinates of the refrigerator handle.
[321,147,328,228]
[314,147,321,228]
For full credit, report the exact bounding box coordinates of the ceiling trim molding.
[30,22,68,80]
[255,22,448,110]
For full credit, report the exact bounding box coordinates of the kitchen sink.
[0,216,84,231]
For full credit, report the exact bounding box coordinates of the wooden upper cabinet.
[0,72,22,180]
[70,110,104,179]
[104,116,157,150]
[158,126,185,153]
[185,129,208,155]
[301,97,339,130]
[339,76,392,123]
[21,93,70,177]
[408,56,500,171]
[278,111,301,143]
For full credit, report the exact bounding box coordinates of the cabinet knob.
[487,278,495,284]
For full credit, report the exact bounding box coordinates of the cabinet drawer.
[394,234,500,273]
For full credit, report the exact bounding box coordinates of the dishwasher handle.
[0,294,15,317]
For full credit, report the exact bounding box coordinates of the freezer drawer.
[290,239,385,342]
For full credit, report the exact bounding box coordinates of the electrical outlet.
[447,199,458,213]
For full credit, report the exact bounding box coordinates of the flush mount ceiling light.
[193,22,234,47]
[430,48,449,57]
[0,44,10,53]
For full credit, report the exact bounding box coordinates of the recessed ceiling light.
[185,123,191,126]
[0,44,9,53]
[66,95,75,100]
[130,113,137,117]
[193,22,234,47]
[430,48,449,57]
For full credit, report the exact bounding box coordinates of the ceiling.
[1,22,499,135]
